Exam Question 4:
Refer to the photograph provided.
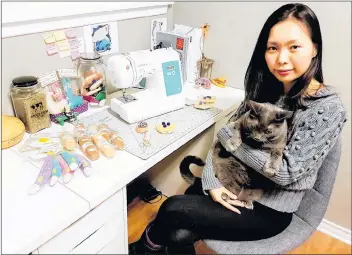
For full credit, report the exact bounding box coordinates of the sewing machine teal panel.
[162,60,182,96]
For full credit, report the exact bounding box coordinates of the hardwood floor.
[127,195,351,254]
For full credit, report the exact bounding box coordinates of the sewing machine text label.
[162,60,182,96]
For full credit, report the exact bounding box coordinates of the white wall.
[172,1,351,230]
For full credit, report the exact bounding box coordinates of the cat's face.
[242,100,293,143]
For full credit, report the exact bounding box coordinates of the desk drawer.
[97,225,127,254]
[69,210,125,254]
[38,187,125,254]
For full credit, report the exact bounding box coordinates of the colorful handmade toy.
[28,151,92,195]
[156,121,176,134]
[211,77,227,88]
[194,96,216,110]
[194,77,211,89]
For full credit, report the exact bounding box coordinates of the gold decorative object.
[198,23,214,79]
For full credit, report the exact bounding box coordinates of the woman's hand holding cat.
[209,187,245,214]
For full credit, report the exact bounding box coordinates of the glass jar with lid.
[76,53,107,105]
[10,76,51,133]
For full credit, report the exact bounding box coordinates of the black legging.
[148,180,293,253]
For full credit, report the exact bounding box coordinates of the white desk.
[2,85,245,254]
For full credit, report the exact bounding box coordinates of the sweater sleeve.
[201,143,222,194]
[217,97,347,186]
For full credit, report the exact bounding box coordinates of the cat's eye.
[248,110,257,119]
[265,130,272,134]
[273,118,284,124]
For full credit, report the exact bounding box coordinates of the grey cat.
[180,100,293,209]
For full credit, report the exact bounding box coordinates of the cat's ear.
[245,100,261,111]
[276,110,293,121]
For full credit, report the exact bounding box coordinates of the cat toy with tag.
[75,153,92,177]
[28,155,54,195]
[28,151,92,195]
[50,156,63,186]
[57,154,74,183]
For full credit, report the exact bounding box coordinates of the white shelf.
[2,2,174,38]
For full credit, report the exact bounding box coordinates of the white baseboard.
[317,219,351,245]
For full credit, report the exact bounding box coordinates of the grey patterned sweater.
[202,86,347,212]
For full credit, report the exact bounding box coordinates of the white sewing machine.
[107,48,185,123]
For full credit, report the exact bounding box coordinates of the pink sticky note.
[65,29,76,39]
[71,50,80,60]
[46,43,58,56]
[68,39,80,50]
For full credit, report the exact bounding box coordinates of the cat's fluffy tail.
[180,155,205,184]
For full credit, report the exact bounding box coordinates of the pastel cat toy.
[28,151,93,195]
[75,153,92,177]
[50,156,63,186]
[57,154,74,184]
[28,155,54,195]
[60,151,79,170]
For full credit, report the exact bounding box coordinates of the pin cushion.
[136,121,148,133]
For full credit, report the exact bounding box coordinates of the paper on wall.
[42,32,56,44]
[53,30,67,41]
[68,37,85,53]
[65,29,76,39]
[70,50,80,61]
[151,18,167,49]
[41,29,84,59]
[45,43,58,56]
[57,40,70,51]
[59,50,71,58]
[76,37,85,53]
[83,21,119,56]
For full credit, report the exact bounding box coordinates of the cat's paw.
[263,162,277,177]
[225,137,241,152]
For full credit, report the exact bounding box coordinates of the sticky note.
[76,37,85,53]
[68,39,80,50]
[65,29,76,39]
[70,50,80,60]
[57,40,70,51]
[42,32,56,44]
[46,43,58,56]
[53,30,67,41]
[59,50,71,58]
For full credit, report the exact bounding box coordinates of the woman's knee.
[169,229,198,246]
[158,195,188,215]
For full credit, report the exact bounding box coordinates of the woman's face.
[265,19,317,89]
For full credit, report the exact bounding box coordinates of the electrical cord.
[139,186,164,204]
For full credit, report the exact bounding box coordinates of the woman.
[129,3,347,254]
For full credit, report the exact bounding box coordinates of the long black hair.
[244,3,323,110]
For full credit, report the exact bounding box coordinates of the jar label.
[82,141,94,151]
[38,71,59,87]
[23,93,50,133]
[109,133,120,142]
[58,69,77,78]
[94,135,111,148]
